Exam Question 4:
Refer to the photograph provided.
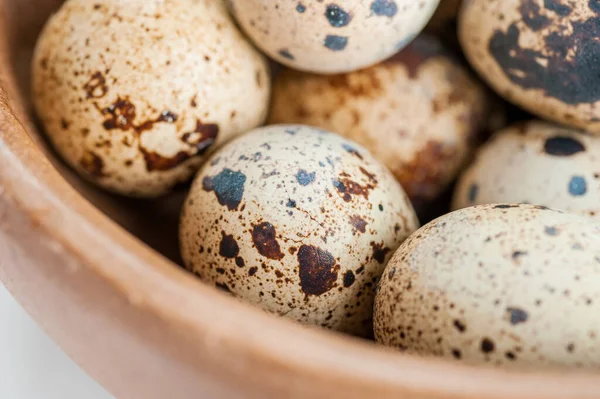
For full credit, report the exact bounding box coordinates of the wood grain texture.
[1,0,600,398]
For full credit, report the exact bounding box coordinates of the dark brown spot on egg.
[512,251,528,263]
[98,96,218,172]
[297,245,339,296]
[453,319,466,332]
[219,232,240,259]
[84,71,108,99]
[101,97,136,131]
[140,149,194,172]
[489,2,600,106]
[371,241,391,264]
[181,119,220,155]
[359,167,378,183]
[349,215,367,234]
[481,338,495,354]
[278,49,295,60]
[343,270,355,287]
[100,97,177,134]
[333,173,376,202]
[252,222,284,260]
[80,151,107,177]
[519,0,551,31]
[135,110,178,134]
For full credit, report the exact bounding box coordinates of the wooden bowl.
[1,1,600,398]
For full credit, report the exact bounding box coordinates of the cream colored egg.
[453,121,600,218]
[269,35,501,208]
[375,204,600,369]
[180,125,419,337]
[227,0,440,74]
[459,0,600,133]
[32,0,270,197]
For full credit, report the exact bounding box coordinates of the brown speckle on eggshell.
[180,125,419,337]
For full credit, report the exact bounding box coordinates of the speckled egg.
[453,121,600,219]
[179,125,419,337]
[226,0,440,74]
[459,0,600,133]
[32,0,270,197]
[268,35,501,209]
[375,204,600,369]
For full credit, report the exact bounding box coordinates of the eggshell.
[459,0,600,133]
[453,121,600,219]
[32,0,270,197]
[268,35,500,209]
[179,125,419,337]
[375,204,600,369]
[227,0,440,74]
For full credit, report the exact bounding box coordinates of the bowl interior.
[5,2,600,398]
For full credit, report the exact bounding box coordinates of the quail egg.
[459,0,600,133]
[227,0,440,74]
[33,0,270,197]
[375,204,600,369]
[180,125,419,337]
[453,121,600,219]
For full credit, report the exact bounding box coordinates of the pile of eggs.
[32,0,600,370]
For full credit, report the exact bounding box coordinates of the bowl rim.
[2,5,600,399]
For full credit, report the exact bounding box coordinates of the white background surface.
[0,283,114,399]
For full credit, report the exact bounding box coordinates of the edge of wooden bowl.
[2,1,600,398]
